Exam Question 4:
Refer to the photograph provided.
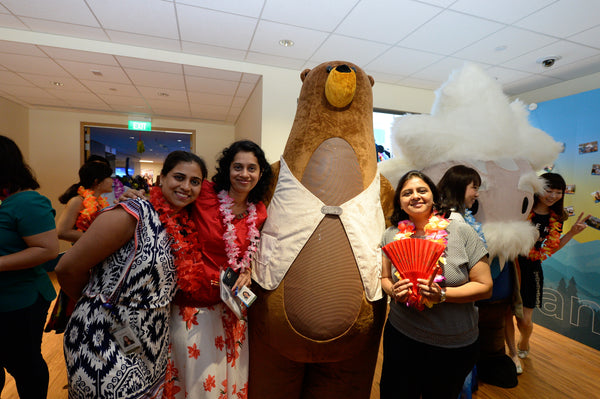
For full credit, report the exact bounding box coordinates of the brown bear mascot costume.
[249,61,394,399]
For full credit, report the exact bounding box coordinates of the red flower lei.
[148,186,199,293]
[76,186,110,231]
[527,210,561,261]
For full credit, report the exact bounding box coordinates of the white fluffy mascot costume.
[379,63,562,388]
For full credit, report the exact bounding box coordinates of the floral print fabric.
[164,303,248,398]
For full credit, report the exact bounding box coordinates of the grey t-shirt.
[382,213,488,348]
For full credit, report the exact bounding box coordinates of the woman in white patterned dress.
[56,151,207,399]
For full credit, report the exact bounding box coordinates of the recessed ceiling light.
[51,81,64,87]
[139,160,154,163]
[157,92,169,97]
[279,39,294,47]
[130,136,135,139]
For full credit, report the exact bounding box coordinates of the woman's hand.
[232,267,252,292]
[118,188,146,202]
[569,212,590,235]
[390,278,413,303]
[417,279,444,304]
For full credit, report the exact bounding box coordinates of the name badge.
[321,205,343,216]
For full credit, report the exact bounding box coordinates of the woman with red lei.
[379,170,492,399]
[45,160,113,333]
[56,151,207,398]
[164,140,272,399]
[508,172,589,373]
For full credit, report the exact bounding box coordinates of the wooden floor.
[3,276,600,399]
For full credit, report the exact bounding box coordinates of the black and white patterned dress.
[63,199,178,399]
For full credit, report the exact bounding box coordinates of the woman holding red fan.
[379,170,492,399]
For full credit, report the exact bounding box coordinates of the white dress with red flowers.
[163,182,266,399]
[165,303,248,398]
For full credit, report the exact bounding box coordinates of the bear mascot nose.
[325,64,356,108]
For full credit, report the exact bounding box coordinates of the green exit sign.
[129,120,152,131]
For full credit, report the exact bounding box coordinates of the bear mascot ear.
[248,61,392,399]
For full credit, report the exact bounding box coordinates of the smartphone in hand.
[222,267,239,288]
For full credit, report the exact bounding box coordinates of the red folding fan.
[382,238,445,309]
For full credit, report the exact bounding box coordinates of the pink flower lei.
[217,190,260,272]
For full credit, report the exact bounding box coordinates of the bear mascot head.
[379,63,563,388]
[249,61,394,399]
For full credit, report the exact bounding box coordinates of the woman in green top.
[0,135,59,398]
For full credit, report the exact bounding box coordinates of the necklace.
[464,209,486,245]
[527,210,561,261]
[217,190,259,273]
[76,186,110,231]
[148,186,198,293]
[395,214,450,246]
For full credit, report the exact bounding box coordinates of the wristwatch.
[439,288,446,303]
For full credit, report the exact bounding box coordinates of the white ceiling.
[0,0,599,124]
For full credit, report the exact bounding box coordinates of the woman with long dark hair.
[164,140,273,398]
[57,150,207,398]
[45,161,114,333]
[0,135,59,398]
[506,172,589,373]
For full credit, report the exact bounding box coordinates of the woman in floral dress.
[56,151,207,398]
[164,140,272,399]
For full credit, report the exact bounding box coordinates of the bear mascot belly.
[249,61,393,399]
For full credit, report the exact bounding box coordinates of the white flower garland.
[217,190,259,272]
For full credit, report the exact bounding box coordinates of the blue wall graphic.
[529,88,600,350]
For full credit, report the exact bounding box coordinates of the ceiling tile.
[56,60,130,83]
[483,66,531,86]
[449,0,555,24]
[186,75,239,95]
[181,41,247,61]
[188,91,232,106]
[19,17,109,41]
[453,27,557,65]
[515,0,600,38]
[116,56,182,74]
[0,53,69,76]
[399,10,504,55]
[542,54,600,81]
[0,0,98,26]
[0,12,29,29]
[0,69,36,86]
[503,74,562,94]
[175,0,265,18]
[502,40,600,73]
[0,40,45,56]
[20,73,90,91]
[138,86,187,102]
[236,82,256,98]
[41,46,119,65]
[106,30,181,52]
[397,76,440,90]
[126,69,185,90]
[365,46,443,76]
[177,4,257,49]
[568,25,600,49]
[250,20,329,59]
[244,51,306,69]
[262,0,356,31]
[411,57,476,81]
[336,0,442,45]
[184,64,243,81]
[309,35,391,67]
[88,0,179,39]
